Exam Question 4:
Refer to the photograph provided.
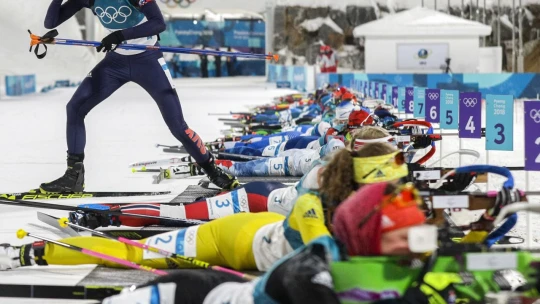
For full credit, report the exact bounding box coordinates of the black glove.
[437,172,477,192]
[97,31,125,53]
[265,243,339,304]
[69,210,121,229]
[412,136,433,149]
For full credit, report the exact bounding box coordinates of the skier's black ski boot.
[198,154,239,190]
[40,153,85,193]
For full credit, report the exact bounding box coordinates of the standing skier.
[40,0,239,192]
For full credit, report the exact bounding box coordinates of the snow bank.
[299,17,344,34]
[276,0,374,11]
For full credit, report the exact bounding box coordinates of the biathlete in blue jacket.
[40,0,238,192]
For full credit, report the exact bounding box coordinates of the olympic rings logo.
[530,109,540,123]
[241,196,248,210]
[186,230,195,245]
[95,6,132,24]
[427,93,439,100]
[462,98,477,107]
[159,0,197,8]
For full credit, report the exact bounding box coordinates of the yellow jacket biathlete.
[30,195,329,271]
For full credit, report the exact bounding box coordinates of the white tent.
[353,7,494,73]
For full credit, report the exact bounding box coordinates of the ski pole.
[58,218,258,280]
[16,229,168,276]
[29,29,279,62]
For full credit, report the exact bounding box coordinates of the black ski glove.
[265,243,339,304]
[412,136,433,149]
[437,172,477,192]
[97,31,124,53]
[69,210,121,229]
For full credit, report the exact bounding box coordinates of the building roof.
[353,6,492,38]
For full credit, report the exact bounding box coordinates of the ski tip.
[16,229,27,240]
[58,218,69,228]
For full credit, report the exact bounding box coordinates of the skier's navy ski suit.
[45,0,210,163]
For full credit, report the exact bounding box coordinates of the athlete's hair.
[319,142,397,206]
[348,126,390,150]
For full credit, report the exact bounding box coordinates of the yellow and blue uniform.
[37,186,330,271]
[42,212,284,271]
[39,192,330,271]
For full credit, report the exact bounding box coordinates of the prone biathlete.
[39,0,238,192]
[70,181,289,228]
[223,122,332,157]
[215,138,344,177]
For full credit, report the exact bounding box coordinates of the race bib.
[269,157,288,176]
[306,140,321,151]
[143,226,199,259]
[268,135,287,145]
[267,187,296,215]
[298,165,322,191]
[262,142,285,157]
[206,188,249,219]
